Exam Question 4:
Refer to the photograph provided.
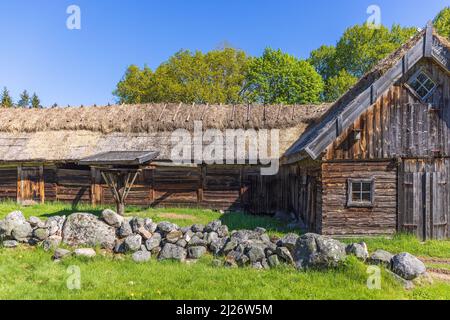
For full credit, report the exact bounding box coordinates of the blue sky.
[0,0,448,106]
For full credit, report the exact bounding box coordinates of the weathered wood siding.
[0,167,17,201]
[321,161,397,236]
[55,168,91,204]
[325,61,450,160]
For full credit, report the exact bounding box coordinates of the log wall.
[321,161,397,236]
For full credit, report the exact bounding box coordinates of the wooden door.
[399,169,448,240]
[18,167,42,204]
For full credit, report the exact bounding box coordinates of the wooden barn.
[0,23,449,240]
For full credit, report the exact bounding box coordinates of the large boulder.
[145,233,162,251]
[101,209,124,228]
[62,213,116,250]
[11,222,32,242]
[391,253,427,280]
[368,249,394,266]
[0,211,27,238]
[46,216,65,236]
[294,233,347,270]
[159,243,187,262]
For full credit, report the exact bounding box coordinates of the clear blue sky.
[0,0,448,106]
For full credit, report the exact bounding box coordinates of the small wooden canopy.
[79,151,159,215]
[78,151,159,166]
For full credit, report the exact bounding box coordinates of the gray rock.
[268,254,280,267]
[369,249,394,266]
[294,233,347,270]
[33,228,50,241]
[259,233,271,244]
[206,232,219,244]
[28,216,44,228]
[247,245,266,263]
[346,243,369,261]
[145,220,158,233]
[217,225,229,237]
[180,227,191,234]
[261,259,270,270]
[0,211,26,238]
[176,239,187,248]
[254,227,267,235]
[118,220,133,238]
[62,213,116,250]
[159,243,187,262]
[114,239,126,253]
[130,217,146,233]
[188,246,207,259]
[391,253,427,280]
[222,239,238,254]
[11,222,32,242]
[132,250,151,263]
[205,220,222,232]
[42,236,62,251]
[101,209,124,228]
[74,248,96,258]
[188,235,208,247]
[195,232,204,239]
[277,233,299,254]
[236,254,250,267]
[276,247,294,264]
[191,224,205,233]
[209,238,227,255]
[53,248,72,260]
[157,221,177,234]
[46,216,65,236]
[145,233,162,251]
[231,230,261,242]
[183,229,194,242]
[2,240,18,248]
[252,262,263,270]
[166,230,183,244]
[136,227,152,240]
[151,246,162,256]
[124,234,143,252]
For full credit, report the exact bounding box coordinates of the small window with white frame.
[407,69,436,101]
[347,179,374,208]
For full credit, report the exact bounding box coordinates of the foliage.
[17,90,30,108]
[114,48,250,104]
[243,48,324,104]
[309,24,416,100]
[1,87,13,108]
[323,69,358,102]
[434,7,450,39]
[30,93,41,109]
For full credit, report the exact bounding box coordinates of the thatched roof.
[0,103,330,163]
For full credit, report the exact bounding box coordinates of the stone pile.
[0,210,428,283]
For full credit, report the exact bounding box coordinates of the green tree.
[30,93,41,109]
[113,65,155,104]
[114,48,250,104]
[1,87,13,108]
[17,90,30,108]
[323,69,358,102]
[308,45,337,80]
[243,48,324,104]
[434,7,450,39]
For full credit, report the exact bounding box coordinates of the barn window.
[347,179,374,207]
[407,70,436,101]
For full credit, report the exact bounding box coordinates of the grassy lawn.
[0,201,449,300]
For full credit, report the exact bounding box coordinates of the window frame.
[347,178,375,208]
[406,69,437,102]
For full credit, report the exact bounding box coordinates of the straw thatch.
[0,103,330,134]
[0,103,330,162]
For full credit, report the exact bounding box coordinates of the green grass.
[0,247,449,300]
[1,201,450,300]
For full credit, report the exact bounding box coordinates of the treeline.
[114,7,450,105]
[0,87,42,108]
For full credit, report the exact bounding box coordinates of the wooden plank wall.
[0,167,17,201]
[321,161,397,236]
[326,61,450,160]
[55,168,91,204]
